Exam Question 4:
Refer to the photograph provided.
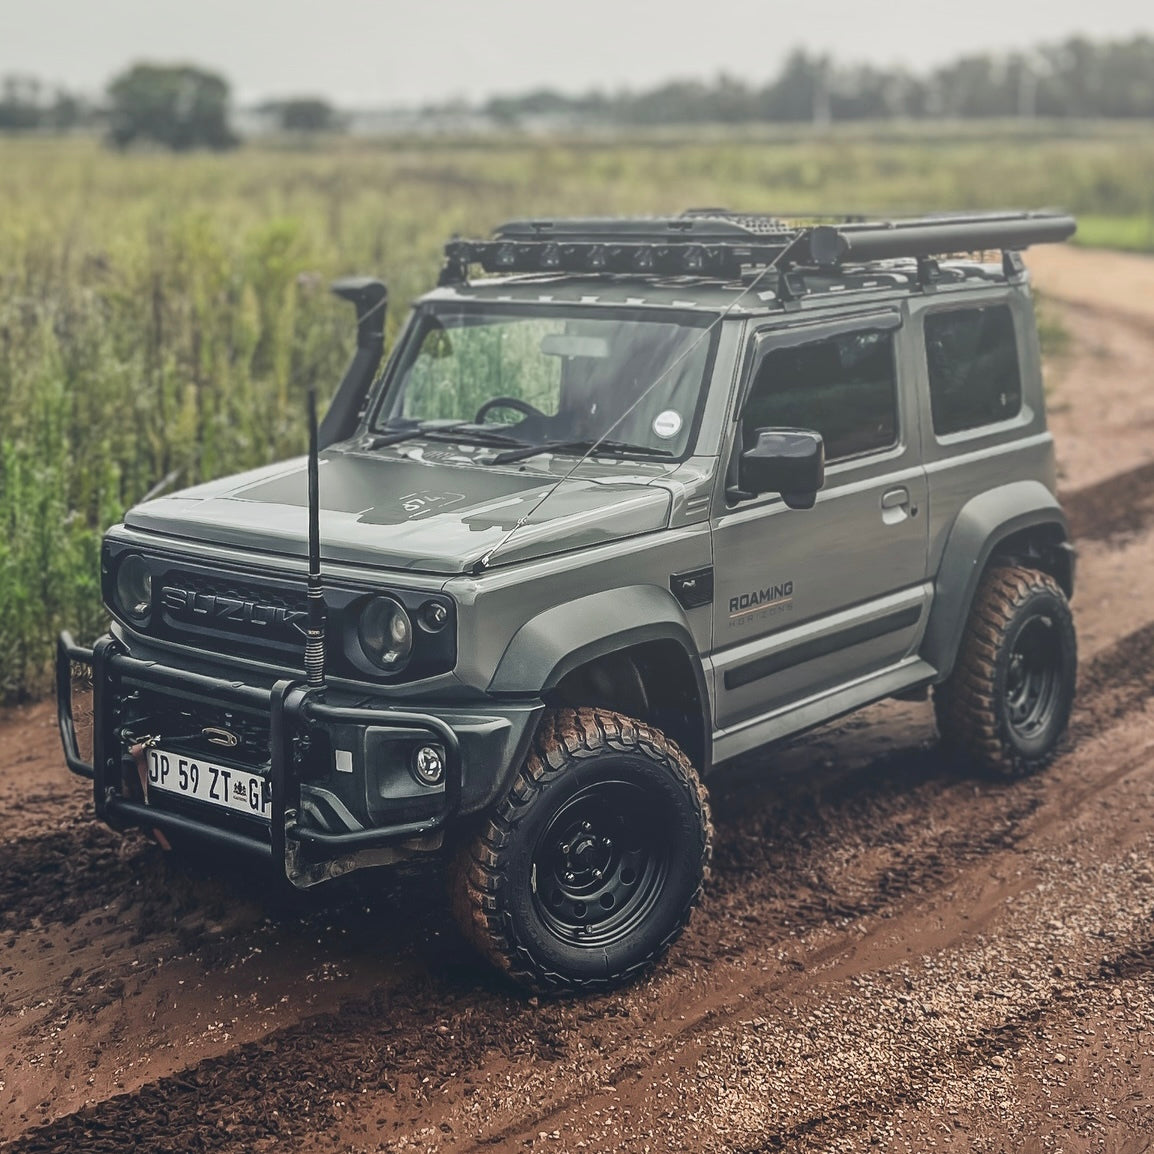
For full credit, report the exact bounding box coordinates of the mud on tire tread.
[450,707,712,992]
[934,565,1076,779]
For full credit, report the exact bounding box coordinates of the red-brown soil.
[3,247,1154,1153]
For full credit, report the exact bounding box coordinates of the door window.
[742,329,899,462]
[924,304,1021,435]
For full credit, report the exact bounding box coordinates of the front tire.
[935,565,1077,778]
[450,708,712,992]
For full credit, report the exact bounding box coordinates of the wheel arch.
[487,586,712,773]
[923,479,1074,682]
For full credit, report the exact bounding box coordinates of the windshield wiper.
[490,439,675,465]
[365,422,529,451]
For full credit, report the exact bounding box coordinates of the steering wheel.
[474,396,547,425]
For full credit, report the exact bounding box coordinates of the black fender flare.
[487,585,713,769]
[922,479,1072,682]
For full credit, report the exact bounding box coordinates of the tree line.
[1,35,1152,150]
[0,64,340,147]
[482,37,1154,125]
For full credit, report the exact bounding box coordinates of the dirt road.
[3,247,1154,1153]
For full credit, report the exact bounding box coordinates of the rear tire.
[450,707,712,992]
[934,565,1076,778]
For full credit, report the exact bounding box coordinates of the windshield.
[373,306,717,459]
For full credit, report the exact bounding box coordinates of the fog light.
[412,744,446,786]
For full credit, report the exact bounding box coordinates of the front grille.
[103,542,458,682]
[155,567,308,658]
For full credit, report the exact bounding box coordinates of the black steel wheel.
[451,708,712,992]
[1004,615,1064,742]
[532,780,670,948]
[935,565,1077,777]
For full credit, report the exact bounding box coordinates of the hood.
[123,448,673,574]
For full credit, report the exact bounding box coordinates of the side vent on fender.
[671,567,714,610]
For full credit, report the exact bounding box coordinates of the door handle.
[881,487,910,509]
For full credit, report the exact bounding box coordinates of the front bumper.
[57,632,541,886]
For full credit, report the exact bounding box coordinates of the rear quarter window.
[925,304,1022,436]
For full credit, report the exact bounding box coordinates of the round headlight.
[358,596,413,671]
[115,554,152,620]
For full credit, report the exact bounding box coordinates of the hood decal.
[398,490,468,520]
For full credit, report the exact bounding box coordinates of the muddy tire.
[450,707,712,993]
[934,565,1077,778]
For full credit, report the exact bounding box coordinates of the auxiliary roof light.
[682,245,705,273]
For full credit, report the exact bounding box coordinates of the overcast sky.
[2,0,1153,106]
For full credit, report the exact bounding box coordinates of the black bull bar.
[56,632,461,876]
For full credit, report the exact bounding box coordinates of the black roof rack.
[438,209,1075,286]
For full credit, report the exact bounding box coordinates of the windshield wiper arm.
[420,427,529,448]
[365,422,528,451]
[490,439,675,465]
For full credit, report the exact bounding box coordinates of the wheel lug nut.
[564,871,575,882]
[602,837,612,848]
[592,869,603,880]
[560,843,571,855]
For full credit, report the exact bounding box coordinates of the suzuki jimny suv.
[58,209,1078,990]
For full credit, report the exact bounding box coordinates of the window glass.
[925,304,1022,436]
[742,329,899,462]
[398,315,564,422]
[378,308,715,458]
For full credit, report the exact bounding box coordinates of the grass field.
[1,125,1152,698]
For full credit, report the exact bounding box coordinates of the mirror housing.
[736,428,825,509]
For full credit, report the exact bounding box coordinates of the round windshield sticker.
[652,410,683,439]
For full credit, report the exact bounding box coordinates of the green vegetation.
[106,63,237,152]
[0,128,1151,699]
[1073,214,1154,253]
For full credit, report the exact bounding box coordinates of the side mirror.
[736,428,825,509]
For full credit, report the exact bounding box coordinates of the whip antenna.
[304,388,327,692]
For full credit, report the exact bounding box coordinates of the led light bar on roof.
[441,238,787,281]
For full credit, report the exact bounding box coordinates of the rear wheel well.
[544,640,709,772]
[988,523,1074,597]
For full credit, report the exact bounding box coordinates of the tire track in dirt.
[7,607,1154,1154]
[734,932,1154,1154]
[0,616,1138,1150]
[453,754,1154,1151]
[0,822,143,934]
[1064,459,1154,545]
[723,820,1154,1153]
[476,746,1154,1154]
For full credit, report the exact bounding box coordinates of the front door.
[711,311,930,731]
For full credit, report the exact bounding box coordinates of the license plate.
[146,748,271,821]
